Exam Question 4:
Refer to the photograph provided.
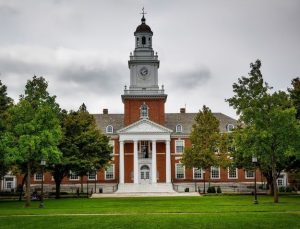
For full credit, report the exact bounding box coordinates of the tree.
[0,80,13,188]
[288,77,300,119]
[182,105,230,187]
[226,60,300,203]
[50,104,112,198]
[3,76,62,207]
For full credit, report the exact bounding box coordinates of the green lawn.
[0,195,299,228]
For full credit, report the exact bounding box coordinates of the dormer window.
[176,124,183,133]
[226,124,234,132]
[140,104,149,119]
[106,125,113,134]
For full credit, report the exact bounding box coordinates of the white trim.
[106,125,114,134]
[226,124,234,132]
[211,166,220,179]
[228,167,238,179]
[175,139,185,154]
[193,168,203,179]
[34,173,44,181]
[105,164,115,180]
[69,171,79,181]
[88,171,97,181]
[175,163,185,179]
[176,124,183,133]
[245,170,255,179]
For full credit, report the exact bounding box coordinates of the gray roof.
[92,113,237,135]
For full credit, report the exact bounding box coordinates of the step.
[116,183,175,193]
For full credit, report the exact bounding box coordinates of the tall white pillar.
[119,141,124,184]
[166,140,171,183]
[152,140,157,183]
[133,140,139,184]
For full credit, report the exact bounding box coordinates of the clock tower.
[122,13,167,126]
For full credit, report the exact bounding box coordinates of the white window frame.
[175,163,185,179]
[105,164,115,180]
[211,166,220,179]
[34,173,43,181]
[88,171,97,181]
[228,167,238,179]
[106,125,113,134]
[175,140,185,154]
[176,124,183,133]
[227,124,234,132]
[245,170,255,179]
[69,171,79,181]
[193,168,202,179]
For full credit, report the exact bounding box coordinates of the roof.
[92,113,237,136]
[134,16,153,35]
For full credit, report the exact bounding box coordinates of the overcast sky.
[0,0,299,118]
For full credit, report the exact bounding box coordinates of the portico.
[117,119,172,185]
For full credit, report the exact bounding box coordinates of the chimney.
[180,108,186,113]
[103,108,108,114]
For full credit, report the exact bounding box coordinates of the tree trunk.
[19,174,27,201]
[272,154,279,203]
[80,176,83,193]
[55,180,61,199]
[25,162,31,207]
[208,167,211,188]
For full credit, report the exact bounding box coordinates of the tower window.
[140,103,149,119]
[142,36,146,45]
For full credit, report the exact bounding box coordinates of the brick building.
[2,14,289,194]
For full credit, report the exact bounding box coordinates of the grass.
[0,195,299,228]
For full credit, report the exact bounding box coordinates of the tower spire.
[140,7,147,23]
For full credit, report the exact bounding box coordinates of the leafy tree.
[3,76,62,207]
[288,77,300,119]
[0,80,13,186]
[50,104,112,198]
[226,60,300,203]
[182,105,230,186]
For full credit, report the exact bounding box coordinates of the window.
[175,140,184,154]
[245,170,254,179]
[136,37,139,46]
[105,164,114,180]
[211,166,220,179]
[69,171,79,180]
[109,140,115,154]
[34,173,43,181]
[140,104,149,119]
[227,124,234,132]
[142,36,146,45]
[193,168,202,179]
[176,164,185,179]
[88,171,97,180]
[228,167,238,179]
[106,125,113,134]
[176,124,183,133]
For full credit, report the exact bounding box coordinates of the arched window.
[142,36,146,45]
[226,124,234,132]
[106,125,113,134]
[136,37,139,46]
[140,104,149,119]
[176,124,183,133]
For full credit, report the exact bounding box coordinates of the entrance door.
[140,165,150,184]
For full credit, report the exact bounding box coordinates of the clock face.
[139,67,149,79]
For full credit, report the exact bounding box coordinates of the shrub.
[217,186,222,193]
[285,186,293,192]
[207,186,216,193]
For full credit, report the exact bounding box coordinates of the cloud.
[167,68,211,90]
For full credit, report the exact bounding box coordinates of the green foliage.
[2,76,62,206]
[182,105,231,179]
[288,77,300,119]
[51,104,112,198]
[226,60,300,203]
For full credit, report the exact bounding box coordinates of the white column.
[133,140,139,184]
[119,141,124,184]
[166,140,171,183]
[152,140,157,183]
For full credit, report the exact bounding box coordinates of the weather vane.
[140,7,147,17]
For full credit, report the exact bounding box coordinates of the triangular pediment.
[117,119,173,134]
